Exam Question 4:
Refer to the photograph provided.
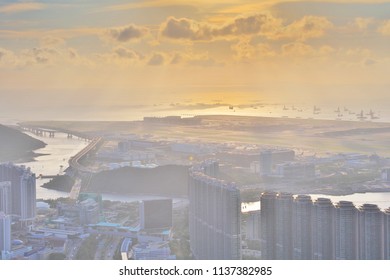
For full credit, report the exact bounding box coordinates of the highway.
[68,137,103,174]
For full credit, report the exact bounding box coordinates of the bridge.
[68,137,104,175]
[69,179,82,200]
[20,126,57,137]
[18,124,91,140]
[37,174,60,179]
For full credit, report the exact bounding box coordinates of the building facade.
[0,163,36,221]
[359,204,384,260]
[335,201,359,260]
[293,195,313,260]
[0,182,12,215]
[312,198,335,260]
[188,161,241,260]
[0,212,11,260]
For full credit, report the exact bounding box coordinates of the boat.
[357,110,367,120]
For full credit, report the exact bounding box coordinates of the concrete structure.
[293,195,313,260]
[260,192,277,259]
[260,192,305,260]
[259,151,273,176]
[259,149,295,176]
[312,198,335,260]
[120,238,133,260]
[384,208,390,260]
[245,211,260,240]
[133,242,175,260]
[381,168,390,182]
[0,182,12,215]
[258,191,389,260]
[57,199,100,225]
[0,212,11,260]
[0,163,36,221]
[275,193,293,259]
[189,160,241,260]
[274,162,316,179]
[139,199,172,230]
[359,204,384,260]
[335,201,359,260]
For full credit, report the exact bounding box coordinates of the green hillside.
[0,124,46,162]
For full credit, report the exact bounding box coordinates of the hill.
[0,124,46,162]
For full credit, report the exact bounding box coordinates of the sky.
[0,0,390,120]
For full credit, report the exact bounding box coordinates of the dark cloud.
[114,47,141,60]
[160,17,211,40]
[219,14,273,35]
[160,14,280,41]
[148,53,165,66]
[24,47,59,64]
[170,53,183,64]
[107,24,148,42]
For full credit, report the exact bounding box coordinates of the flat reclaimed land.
[21,115,390,156]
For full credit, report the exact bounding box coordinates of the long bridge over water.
[19,124,91,140]
[20,124,104,193]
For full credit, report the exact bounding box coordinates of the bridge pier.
[67,133,73,138]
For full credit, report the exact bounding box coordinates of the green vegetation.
[76,234,99,260]
[87,165,189,196]
[318,169,379,186]
[39,197,75,208]
[0,124,46,162]
[240,189,261,202]
[113,238,124,260]
[219,168,261,185]
[47,252,66,260]
[41,175,75,192]
[169,207,192,259]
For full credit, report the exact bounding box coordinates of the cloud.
[21,47,59,65]
[170,53,183,64]
[0,45,92,69]
[213,14,281,37]
[160,14,282,41]
[68,48,78,59]
[282,42,315,56]
[352,17,374,30]
[0,49,6,60]
[378,20,390,36]
[148,53,165,65]
[160,17,211,40]
[0,2,45,14]
[106,24,149,42]
[166,50,223,67]
[114,47,142,60]
[160,14,332,42]
[0,48,15,65]
[40,36,65,47]
[281,42,335,57]
[345,48,371,58]
[277,16,333,41]
[231,38,257,60]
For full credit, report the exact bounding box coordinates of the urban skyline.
[259,191,390,260]
[1,0,390,262]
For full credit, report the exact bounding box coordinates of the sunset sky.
[1,0,390,120]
